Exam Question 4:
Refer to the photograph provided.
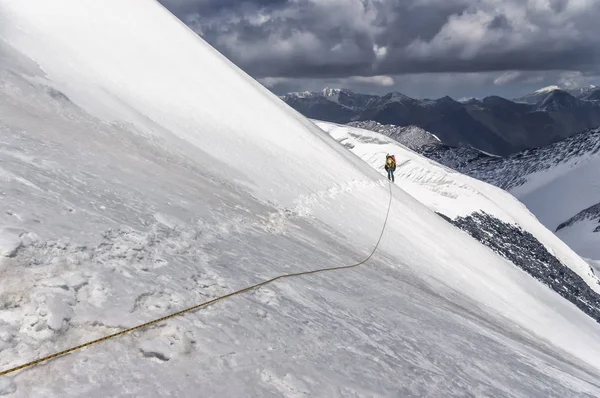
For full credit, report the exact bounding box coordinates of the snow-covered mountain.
[316,119,600,352]
[537,89,582,111]
[279,88,377,123]
[346,121,440,151]
[571,85,599,100]
[315,119,600,288]
[282,88,600,156]
[516,85,599,104]
[282,87,377,110]
[583,89,600,102]
[515,85,563,104]
[3,1,600,397]
[416,127,600,262]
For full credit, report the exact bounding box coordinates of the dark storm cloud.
[487,14,511,30]
[549,0,569,13]
[158,0,600,80]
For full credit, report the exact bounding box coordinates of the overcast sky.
[159,0,600,99]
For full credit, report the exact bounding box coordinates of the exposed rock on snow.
[440,211,600,324]
[346,120,440,151]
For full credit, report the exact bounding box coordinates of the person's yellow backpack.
[386,155,396,170]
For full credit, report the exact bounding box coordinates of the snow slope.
[314,120,600,293]
[2,1,600,397]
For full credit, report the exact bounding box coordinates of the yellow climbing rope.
[0,181,393,377]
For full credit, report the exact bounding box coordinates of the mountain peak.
[544,89,575,99]
[322,87,352,97]
[391,91,412,99]
[281,90,316,99]
[438,95,455,101]
[583,88,600,101]
[537,89,579,110]
[379,91,413,103]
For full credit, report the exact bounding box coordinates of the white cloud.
[373,45,388,60]
[259,77,289,88]
[350,75,395,86]
[494,71,522,85]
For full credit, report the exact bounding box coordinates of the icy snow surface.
[1,1,600,397]
[315,121,600,293]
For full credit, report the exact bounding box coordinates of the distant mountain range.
[281,85,600,156]
[514,85,599,104]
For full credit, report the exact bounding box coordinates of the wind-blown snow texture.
[2,1,600,397]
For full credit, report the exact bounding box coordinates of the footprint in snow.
[139,339,171,362]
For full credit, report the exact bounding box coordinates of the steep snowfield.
[2,1,600,397]
[314,121,600,293]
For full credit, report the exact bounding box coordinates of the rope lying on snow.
[0,180,393,377]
